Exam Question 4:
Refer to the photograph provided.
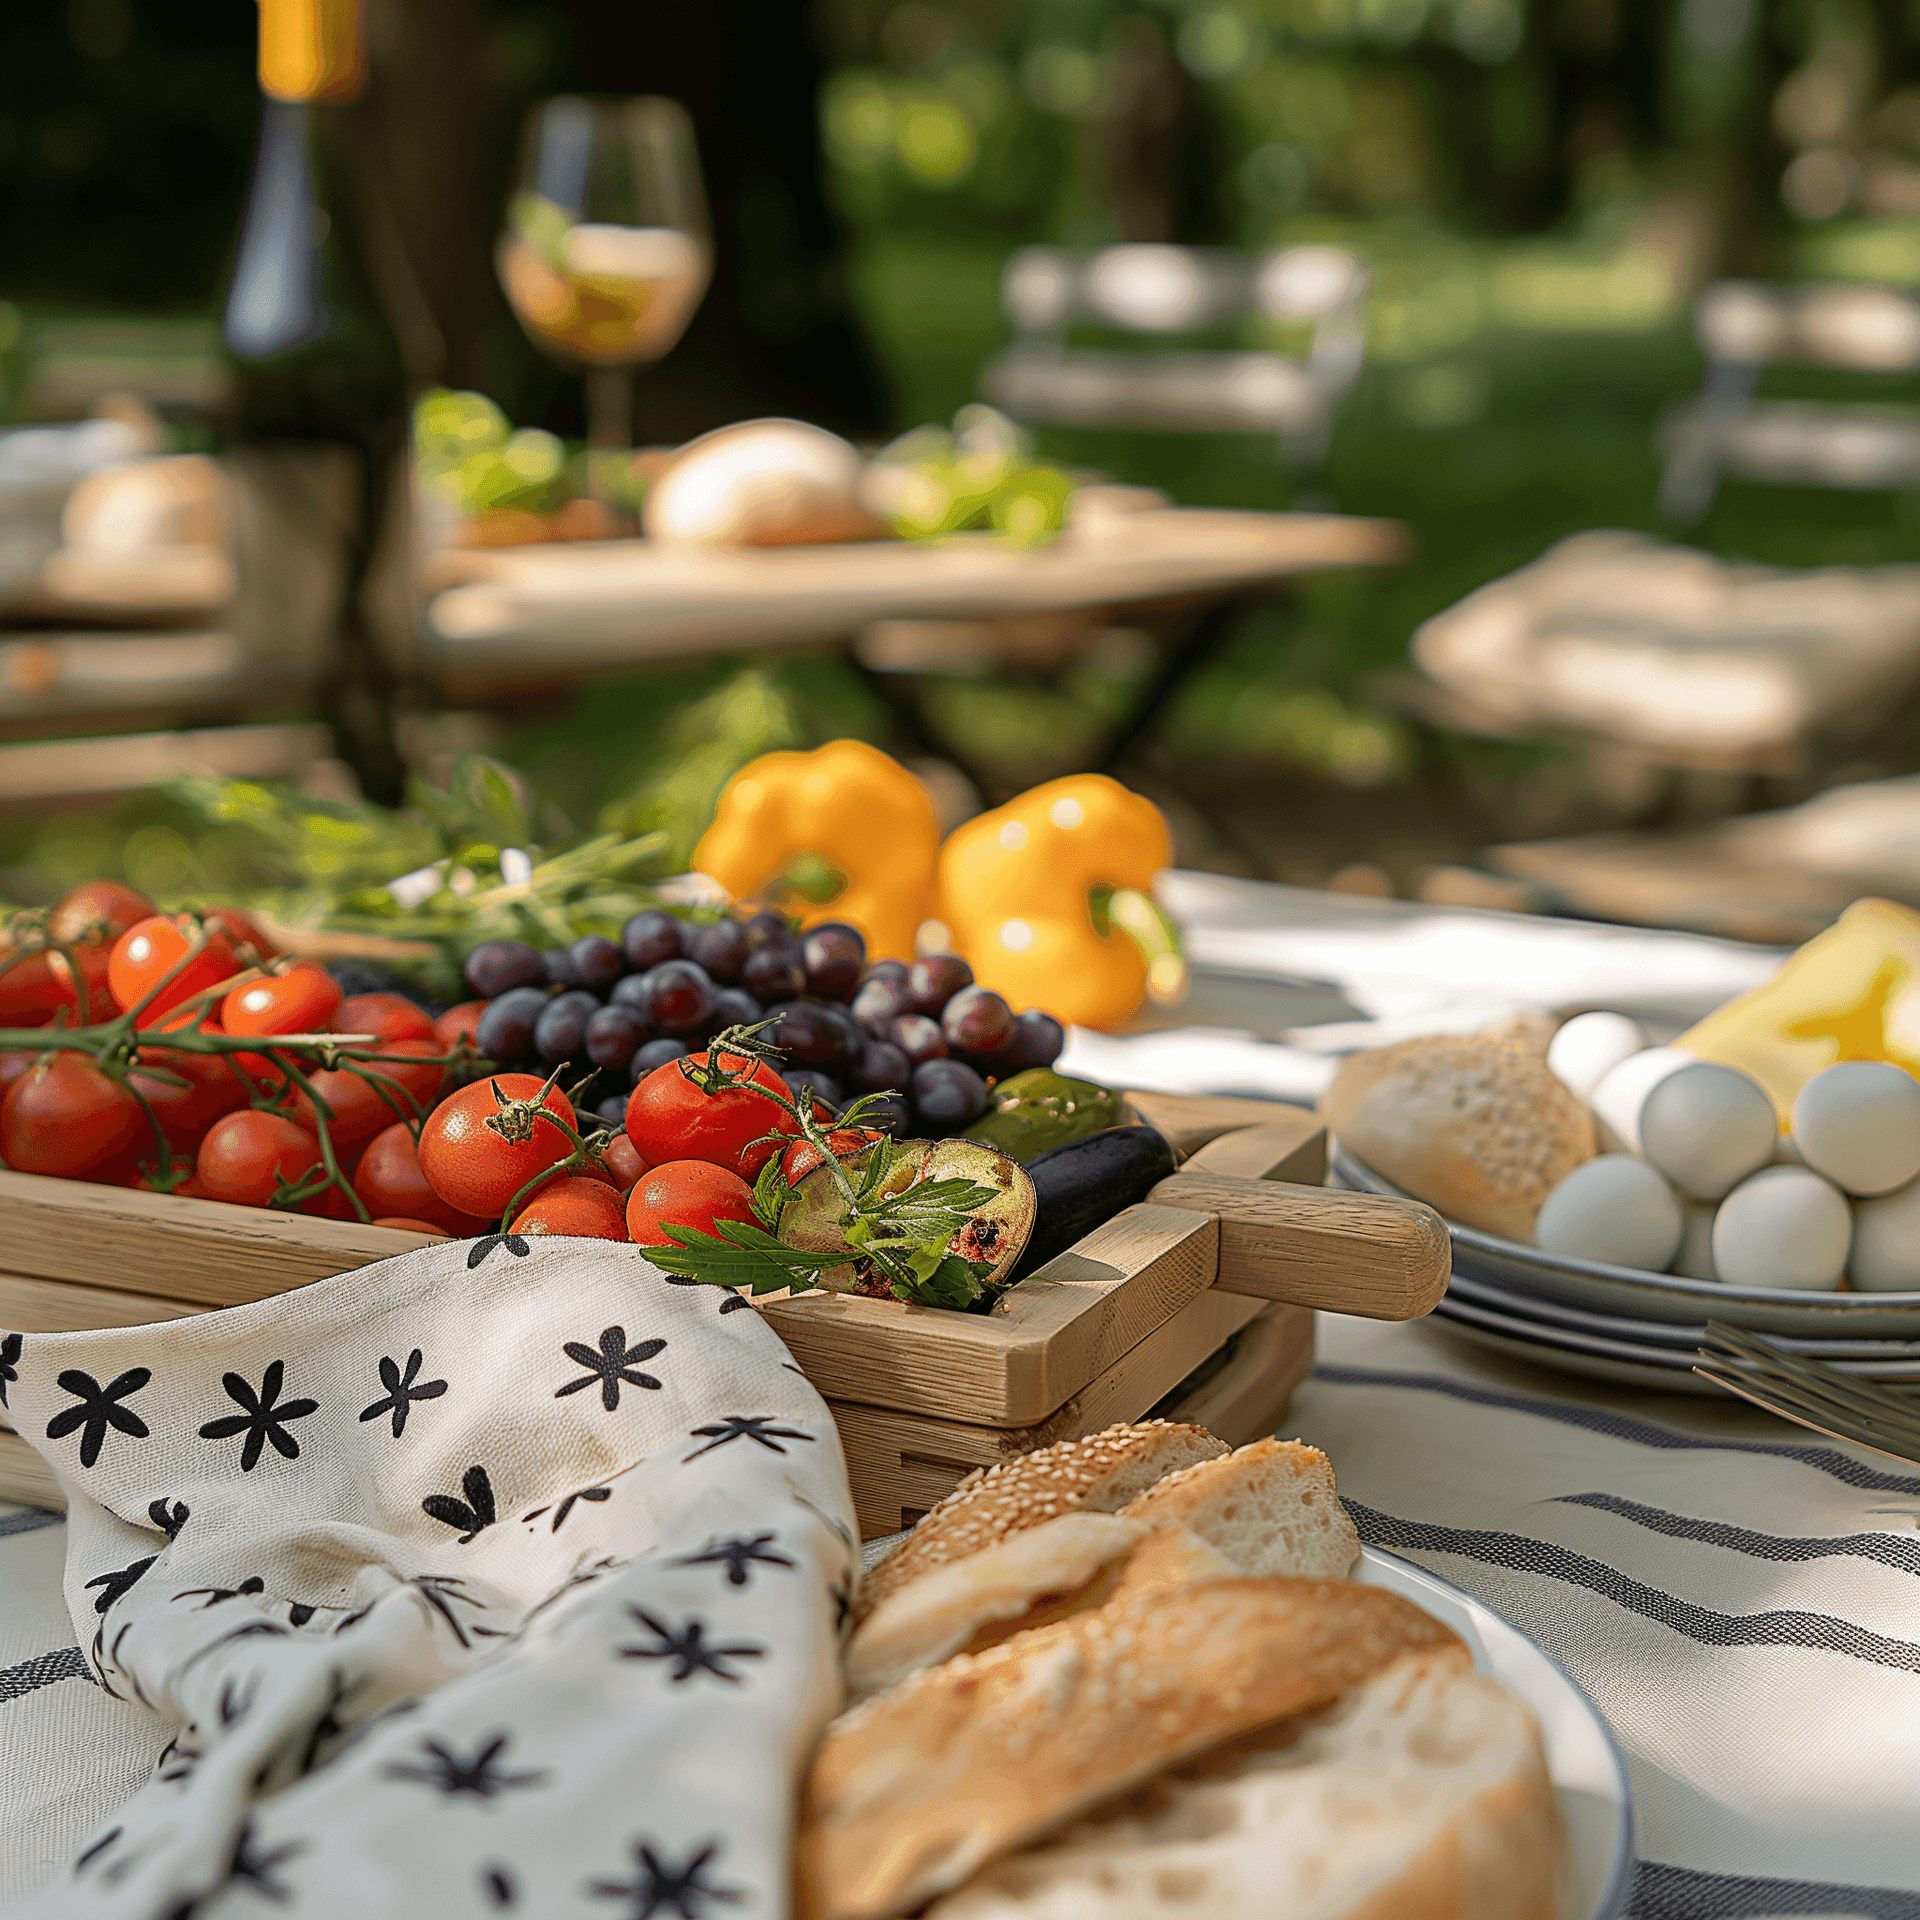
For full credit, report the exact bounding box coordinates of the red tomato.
[47,880,153,946]
[0,942,118,1027]
[294,1037,447,1147]
[109,916,241,1026]
[222,963,344,1040]
[781,1127,884,1187]
[599,1134,649,1193]
[200,906,277,963]
[432,1000,487,1052]
[196,1110,325,1207]
[353,1121,492,1235]
[625,1160,757,1248]
[337,992,434,1044]
[417,1074,578,1217]
[373,1216,451,1237]
[511,1175,630,1241]
[625,1043,800,1181]
[0,1053,144,1177]
[134,1164,213,1199]
[128,1045,250,1148]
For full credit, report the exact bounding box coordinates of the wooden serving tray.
[0,1095,1449,1537]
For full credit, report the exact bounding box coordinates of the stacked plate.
[1332,1142,1920,1394]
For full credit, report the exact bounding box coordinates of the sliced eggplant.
[1012,1124,1177,1280]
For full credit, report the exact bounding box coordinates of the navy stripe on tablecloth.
[0,1509,61,1539]
[1345,1500,1920,1674]
[1555,1490,1920,1579]
[1315,1364,1920,1494]
[1632,1858,1920,1917]
[0,1647,88,1703]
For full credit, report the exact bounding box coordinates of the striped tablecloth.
[9,1307,1919,1918]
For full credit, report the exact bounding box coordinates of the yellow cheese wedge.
[1678,897,1920,1121]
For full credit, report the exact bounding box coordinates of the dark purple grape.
[609,972,655,1019]
[595,1094,631,1130]
[643,959,714,1035]
[534,989,600,1065]
[475,985,548,1066]
[911,1058,989,1130]
[742,943,805,1003]
[542,948,580,989]
[782,1067,842,1112]
[814,1000,866,1058]
[630,1037,692,1084]
[888,1013,949,1069]
[851,973,911,1032]
[849,1039,911,1095]
[709,986,763,1033]
[463,939,546,999]
[1009,1009,1065,1071]
[940,986,1015,1055]
[740,910,793,952]
[686,919,750,983]
[863,958,910,988]
[570,934,624,993]
[763,1000,851,1071]
[621,908,683,971]
[859,1091,911,1137]
[801,921,866,1001]
[584,1003,646,1073]
[906,954,973,1017]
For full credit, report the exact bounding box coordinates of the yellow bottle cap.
[257,0,365,103]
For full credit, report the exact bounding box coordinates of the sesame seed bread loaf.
[919,1647,1566,1920]
[1320,1036,1594,1240]
[852,1422,1227,1626]
[801,1576,1462,1920]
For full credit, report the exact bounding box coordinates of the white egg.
[1850,1176,1920,1292]
[1710,1166,1850,1290]
[1672,1199,1719,1280]
[1587,1047,1695,1154]
[1789,1060,1920,1197]
[1636,1061,1777,1201]
[1545,1011,1649,1102]
[1534,1155,1684,1271]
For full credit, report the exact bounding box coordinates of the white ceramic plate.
[1359,1545,1634,1920]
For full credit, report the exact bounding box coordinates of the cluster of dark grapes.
[463,910,1065,1138]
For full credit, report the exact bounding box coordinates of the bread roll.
[643,419,883,547]
[1321,1036,1593,1240]
[801,1576,1461,1920]
[854,1421,1226,1626]
[921,1648,1565,1920]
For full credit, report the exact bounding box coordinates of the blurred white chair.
[980,243,1369,480]
[1659,280,1920,521]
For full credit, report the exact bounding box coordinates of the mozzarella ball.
[1711,1166,1850,1290]
[1588,1046,1695,1154]
[1637,1061,1778,1201]
[1535,1155,1684,1271]
[1850,1176,1920,1292]
[1672,1199,1719,1281]
[1546,1011,1649,1102]
[1790,1060,1920,1198]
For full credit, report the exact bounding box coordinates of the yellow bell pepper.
[693,740,939,961]
[1680,896,1920,1121]
[936,774,1176,1031]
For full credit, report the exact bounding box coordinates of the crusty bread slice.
[801,1576,1461,1920]
[853,1421,1227,1625]
[919,1647,1565,1920]
[1118,1438,1361,1580]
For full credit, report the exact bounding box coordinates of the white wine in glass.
[497,95,711,503]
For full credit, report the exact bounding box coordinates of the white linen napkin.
[0,1235,857,1919]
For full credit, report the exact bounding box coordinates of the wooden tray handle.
[1146,1170,1450,1322]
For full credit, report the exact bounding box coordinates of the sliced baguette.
[801,1576,1461,1920]
[853,1421,1226,1625]
[921,1647,1565,1920]
[1117,1438,1361,1580]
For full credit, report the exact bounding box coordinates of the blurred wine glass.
[497,96,711,508]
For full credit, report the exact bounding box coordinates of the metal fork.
[1694,1321,1920,1466]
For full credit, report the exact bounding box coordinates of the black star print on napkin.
[148,1497,189,1539]
[175,1576,266,1610]
[0,1330,19,1406]
[617,1607,764,1684]
[198,1362,318,1472]
[467,1233,530,1270]
[589,1839,743,1920]
[556,1327,667,1411]
[359,1349,448,1438]
[683,1415,812,1461]
[423,1465,498,1543]
[46,1367,150,1469]
[671,1534,796,1588]
[385,1731,547,1801]
[84,1556,156,1615]
[411,1574,508,1647]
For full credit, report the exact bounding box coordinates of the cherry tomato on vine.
[196,1110,323,1207]
[338,992,434,1044]
[292,1037,447,1147]
[625,1160,757,1249]
[224,964,343,1038]
[0,943,118,1027]
[373,1216,450,1237]
[781,1127,884,1187]
[0,1053,144,1178]
[417,1074,578,1217]
[47,880,153,946]
[511,1175,630,1241]
[625,1043,799,1180]
[598,1134,649,1193]
[431,1000,487,1057]
[354,1121,491,1235]
[109,915,240,1026]
[128,1046,250,1149]
[201,906,277,963]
